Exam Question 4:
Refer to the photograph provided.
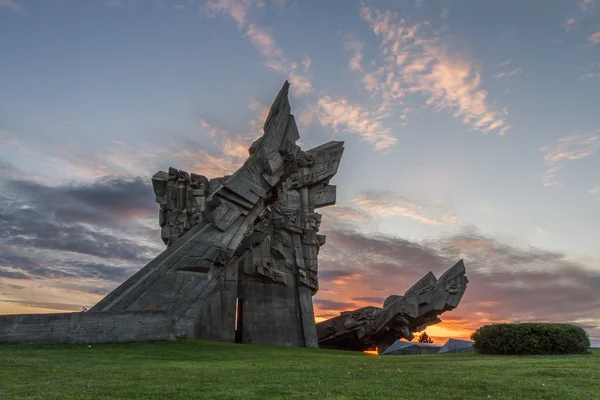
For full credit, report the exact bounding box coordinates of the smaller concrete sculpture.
[316,259,468,354]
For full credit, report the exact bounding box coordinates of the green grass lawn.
[0,340,598,400]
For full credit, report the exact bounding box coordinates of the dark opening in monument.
[235,298,244,343]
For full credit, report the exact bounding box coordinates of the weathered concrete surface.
[1,80,344,347]
[84,81,341,347]
[316,259,469,353]
[0,311,175,344]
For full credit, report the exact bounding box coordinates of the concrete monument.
[316,260,468,353]
[0,81,344,346]
[0,81,468,349]
[90,81,344,347]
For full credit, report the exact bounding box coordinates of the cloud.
[313,299,357,311]
[0,0,19,11]
[355,7,509,136]
[581,72,600,79]
[494,58,521,80]
[319,270,358,282]
[344,40,364,71]
[495,66,522,79]
[321,205,373,225]
[580,0,596,11]
[0,128,33,155]
[245,24,313,95]
[172,118,260,177]
[200,119,253,161]
[246,24,284,60]
[0,165,166,313]
[590,30,600,45]
[0,159,50,185]
[307,96,398,150]
[204,0,252,28]
[204,0,313,95]
[0,128,246,186]
[540,131,600,187]
[351,191,460,225]
[5,176,156,225]
[18,137,169,183]
[590,186,600,195]
[580,63,600,80]
[563,18,578,32]
[351,296,385,304]
[0,175,160,266]
[0,241,140,283]
[0,299,85,312]
[0,273,111,314]
[43,115,260,184]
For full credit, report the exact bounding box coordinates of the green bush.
[471,323,590,355]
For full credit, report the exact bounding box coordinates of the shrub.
[471,323,590,355]
[417,332,433,343]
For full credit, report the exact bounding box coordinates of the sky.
[0,0,599,346]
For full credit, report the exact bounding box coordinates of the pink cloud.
[563,18,578,32]
[541,131,600,187]
[355,7,510,136]
[306,96,398,150]
[320,205,373,225]
[351,191,461,225]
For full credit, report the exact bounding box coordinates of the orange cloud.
[307,96,398,150]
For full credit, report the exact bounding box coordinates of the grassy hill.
[1,340,598,399]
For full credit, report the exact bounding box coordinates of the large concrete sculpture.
[316,260,468,353]
[88,81,344,347]
[0,81,344,346]
[0,81,468,349]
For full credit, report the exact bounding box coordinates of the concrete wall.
[0,311,175,345]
